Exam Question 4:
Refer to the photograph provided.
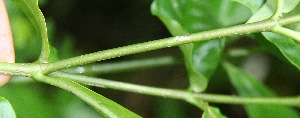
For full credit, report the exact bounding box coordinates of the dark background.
[42,0,171,52]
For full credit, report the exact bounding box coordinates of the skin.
[0,0,15,87]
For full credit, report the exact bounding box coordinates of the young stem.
[271,0,283,19]
[63,56,181,74]
[272,26,300,43]
[40,15,300,74]
[50,72,300,107]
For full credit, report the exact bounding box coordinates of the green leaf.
[36,75,141,118]
[281,0,300,13]
[152,0,252,92]
[202,106,227,118]
[185,97,227,117]
[265,2,300,69]
[155,99,188,118]
[223,62,299,118]
[247,0,300,22]
[0,97,16,118]
[9,11,41,62]
[246,0,300,70]
[0,80,74,117]
[263,32,300,68]
[12,0,57,63]
[180,40,225,92]
[230,0,265,13]
[247,0,276,22]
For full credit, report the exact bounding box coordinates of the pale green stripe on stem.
[50,72,300,107]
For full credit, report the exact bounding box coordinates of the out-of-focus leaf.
[223,62,299,118]
[242,0,297,21]
[286,1,300,18]
[151,0,251,92]
[0,80,73,118]
[5,1,41,62]
[247,0,300,22]
[37,75,141,118]
[12,0,57,63]
[263,32,300,68]
[281,0,300,13]
[0,97,16,118]
[263,3,300,69]
[155,99,187,118]
[247,0,300,70]
[64,99,104,118]
[185,98,227,117]
[202,106,227,118]
[247,0,276,22]
[230,0,265,13]
[48,46,59,62]
[223,62,274,96]
[11,0,47,44]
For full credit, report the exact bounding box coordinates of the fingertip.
[0,74,12,87]
[0,0,15,87]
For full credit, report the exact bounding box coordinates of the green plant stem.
[271,0,283,19]
[39,15,300,74]
[50,72,300,107]
[63,56,181,74]
[0,63,37,77]
[272,26,300,43]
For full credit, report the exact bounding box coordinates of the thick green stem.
[39,15,300,74]
[50,72,300,107]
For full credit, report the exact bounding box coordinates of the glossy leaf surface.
[151,0,251,92]
[246,0,300,70]
[263,32,300,67]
